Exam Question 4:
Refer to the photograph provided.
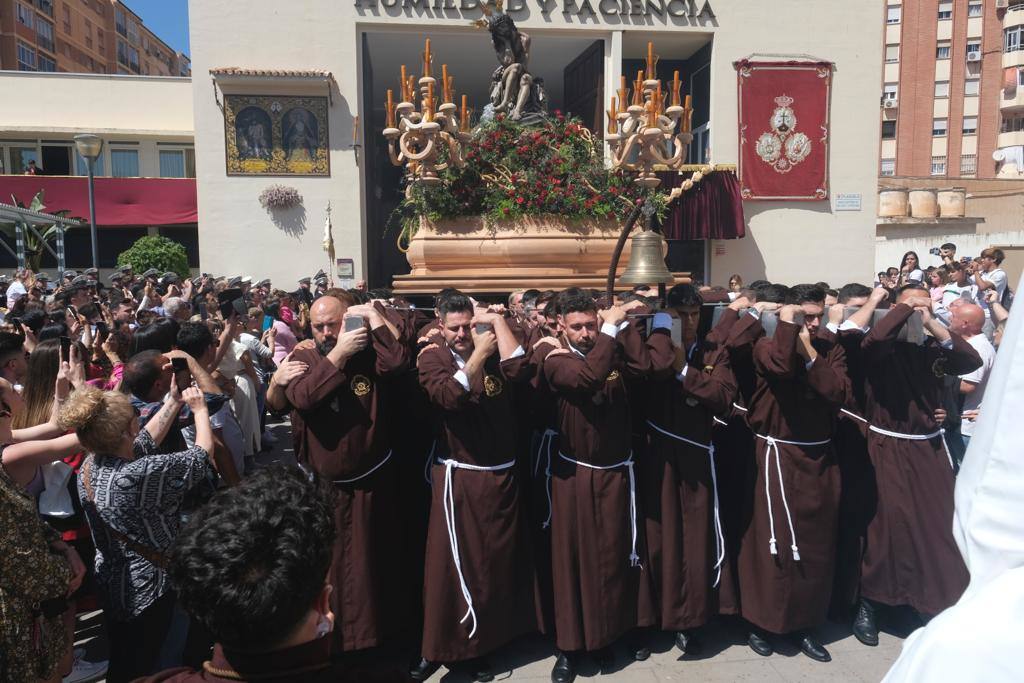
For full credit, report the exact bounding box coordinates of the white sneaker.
[63,648,108,683]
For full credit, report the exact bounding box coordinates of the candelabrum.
[604,42,695,298]
[382,39,472,188]
[606,44,694,189]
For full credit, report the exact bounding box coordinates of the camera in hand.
[171,357,191,392]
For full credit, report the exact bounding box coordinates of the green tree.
[117,235,190,278]
[0,190,76,272]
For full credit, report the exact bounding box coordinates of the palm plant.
[0,190,76,272]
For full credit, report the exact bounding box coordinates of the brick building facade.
[0,0,189,77]
[880,0,1024,179]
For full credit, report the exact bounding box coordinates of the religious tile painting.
[224,95,330,176]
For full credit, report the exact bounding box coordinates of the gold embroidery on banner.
[351,375,373,397]
[606,370,620,382]
[755,94,812,174]
[483,374,503,397]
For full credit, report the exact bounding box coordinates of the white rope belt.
[333,450,393,484]
[647,420,725,587]
[867,425,954,471]
[424,440,437,486]
[733,402,749,413]
[840,408,869,424]
[534,429,558,529]
[754,435,831,561]
[713,416,729,426]
[558,452,641,567]
[438,457,516,639]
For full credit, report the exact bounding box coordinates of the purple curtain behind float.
[657,170,746,241]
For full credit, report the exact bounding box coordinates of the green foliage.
[391,113,666,239]
[117,236,190,278]
[0,190,75,272]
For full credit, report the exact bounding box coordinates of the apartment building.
[880,0,1024,179]
[0,0,189,77]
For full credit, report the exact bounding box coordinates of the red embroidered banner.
[735,60,833,201]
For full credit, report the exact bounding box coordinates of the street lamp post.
[73,134,103,270]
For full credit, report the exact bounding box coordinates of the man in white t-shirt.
[973,248,1008,319]
[951,303,995,452]
[5,269,29,309]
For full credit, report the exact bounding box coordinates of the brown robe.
[738,320,849,635]
[416,343,537,662]
[543,325,656,652]
[858,303,981,616]
[285,327,408,652]
[708,308,764,612]
[643,327,739,631]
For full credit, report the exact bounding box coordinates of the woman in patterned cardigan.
[60,382,216,682]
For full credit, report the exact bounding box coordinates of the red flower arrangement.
[393,115,664,237]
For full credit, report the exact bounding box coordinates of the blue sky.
[124,0,190,57]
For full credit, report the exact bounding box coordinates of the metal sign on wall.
[354,0,718,22]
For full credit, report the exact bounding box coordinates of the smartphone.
[198,302,208,321]
[66,306,77,318]
[59,336,71,360]
[474,323,493,335]
[232,298,248,317]
[344,315,365,333]
[261,314,272,332]
[95,321,109,338]
[171,357,191,393]
[219,299,237,319]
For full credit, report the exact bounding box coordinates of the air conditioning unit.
[996,0,1008,9]
[884,99,899,109]
[967,52,982,62]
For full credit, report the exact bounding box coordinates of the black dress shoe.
[550,652,576,683]
[747,630,773,657]
[633,645,651,661]
[852,598,879,647]
[409,657,441,681]
[463,656,494,682]
[674,630,702,655]
[591,646,614,672]
[794,632,832,663]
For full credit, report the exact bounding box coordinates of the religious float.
[381,1,741,294]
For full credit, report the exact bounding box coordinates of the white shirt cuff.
[652,312,673,331]
[826,322,839,334]
[676,364,689,381]
[940,339,954,350]
[601,322,622,338]
[453,370,471,392]
[747,308,761,320]
[805,357,816,370]
[839,320,869,333]
[502,345,525,360]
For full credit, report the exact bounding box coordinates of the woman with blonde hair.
[63,382,215,681]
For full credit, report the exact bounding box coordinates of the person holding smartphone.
[283,292,408,658]
[65,384,216,681]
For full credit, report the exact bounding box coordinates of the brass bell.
[619,229,674,285]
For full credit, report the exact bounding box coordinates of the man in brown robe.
[738,284,849,662]
[284,293,408,654]
[642,284,738,655]
[411,293,537,682]
[852,285,981,645]
[541,290,655,682]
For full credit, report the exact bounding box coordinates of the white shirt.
[977,268,1007,318]
[960,334,995,437]
[942,283,977,310]
[5,280,26,309]
[906,268,924,283]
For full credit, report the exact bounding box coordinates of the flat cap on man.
[313,269,326,280]
[227,276,242,288]
[298,276,312,286]
[142,268,160,278]
[256,279,271,288]
[63,270,78,279]
[118,264,133,274]
[84,268,98,276]
[107,272,123,283]
[314,276,328,288]
[36,272,50,282]
[160,272,180,284]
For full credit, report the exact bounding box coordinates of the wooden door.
[563,41,605,134]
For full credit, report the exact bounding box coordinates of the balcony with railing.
[1004,2,1024,29]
